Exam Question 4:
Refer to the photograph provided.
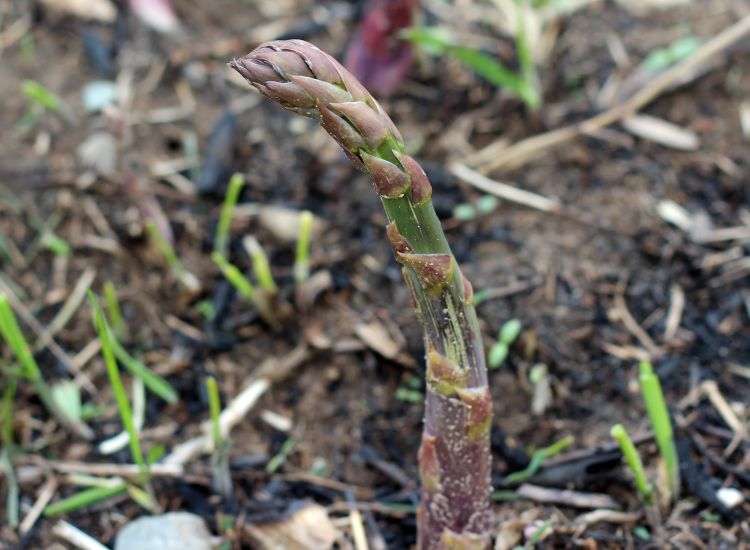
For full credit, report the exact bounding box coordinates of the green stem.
[639,361,679,500]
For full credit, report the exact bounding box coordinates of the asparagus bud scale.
[230,40,492,548]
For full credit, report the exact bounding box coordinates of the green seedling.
[639,361,679,500]
[294,210,314,286]
[396,374,425,404]
[211,252,276,325]
[404,26,541,109]
[453,195,499,221]
[103,281,127,340]
[211,252,256,298]
[39,231,71,258]
[611,423,654,505]
[641,36,701,72]
[19,80,73,130]
[90,294,158,511]
[146,221,200,293]
[243,236,278,294]
[44,480,129,516]
[529,363,551,415]
[266,437,296,474]
[109,330,177,404]
[214,173,245,257]
[206,376,233,499]
[489,318,522,368]
[504,435,573,484]
[0,294,92,439]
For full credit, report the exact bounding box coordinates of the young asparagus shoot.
[242,236,278,294]
[103,280,127,340]
[206,376,233,499]
[611,424,654,505]
[211,252,276,325]
[639,361,679,501]
[294,210,314,286]
[230,40,493,547]
[145,221,201,293]
[214,173,245,257]
[0,294,93,439]
[488,318,522,369]
[90,294,158,511]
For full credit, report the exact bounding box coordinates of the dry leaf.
[355,321,401,360]
[622,114,699,151]
[244,502,341,549]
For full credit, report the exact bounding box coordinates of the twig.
[517,484,619,509]
[450,163,560,212]
[467,13,750,172]
[451,163,635,235]
[52,520,110,550]
[164,345,309,466]
[612,281,662,358]
[19,474,58,535]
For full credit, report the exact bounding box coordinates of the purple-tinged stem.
[229,40,492,548]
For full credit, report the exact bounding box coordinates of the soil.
[1,0,749,548]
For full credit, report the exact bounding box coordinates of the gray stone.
[115,512,212,550]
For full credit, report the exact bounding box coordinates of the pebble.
[82,80,118,113]
[716,487,743,509]
[114,512,212,550]
[77,132,118,175]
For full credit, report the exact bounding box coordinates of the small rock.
[77,132,118,174]
[115,512,212,550]
[716,487,743,509]
[82,80,117,113]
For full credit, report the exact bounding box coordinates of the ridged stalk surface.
[230,40,492,548]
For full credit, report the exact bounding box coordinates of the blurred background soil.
[0,0,749,547]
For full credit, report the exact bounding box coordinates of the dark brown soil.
[1,0,749,548]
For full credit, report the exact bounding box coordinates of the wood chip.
[622,114,699,150]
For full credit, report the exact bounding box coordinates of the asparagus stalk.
[230,40,492,548]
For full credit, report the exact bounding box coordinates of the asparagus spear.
[230,40,492,548]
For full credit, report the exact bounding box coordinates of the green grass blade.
[44,482,128,516]
[504,435,573,483]
[266,437,296,474]
[206,376,223,449]
[638,361,679,497]
[103,281,126,338]
[214,173,245,257]
[294,211,314,285]
[110,336,177,404]
[90,294,146,472]
[22,80,62,113]
[0,294,42,380]
[611,423,653,504]
[243,236,277,293]
[211,252,256,298]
